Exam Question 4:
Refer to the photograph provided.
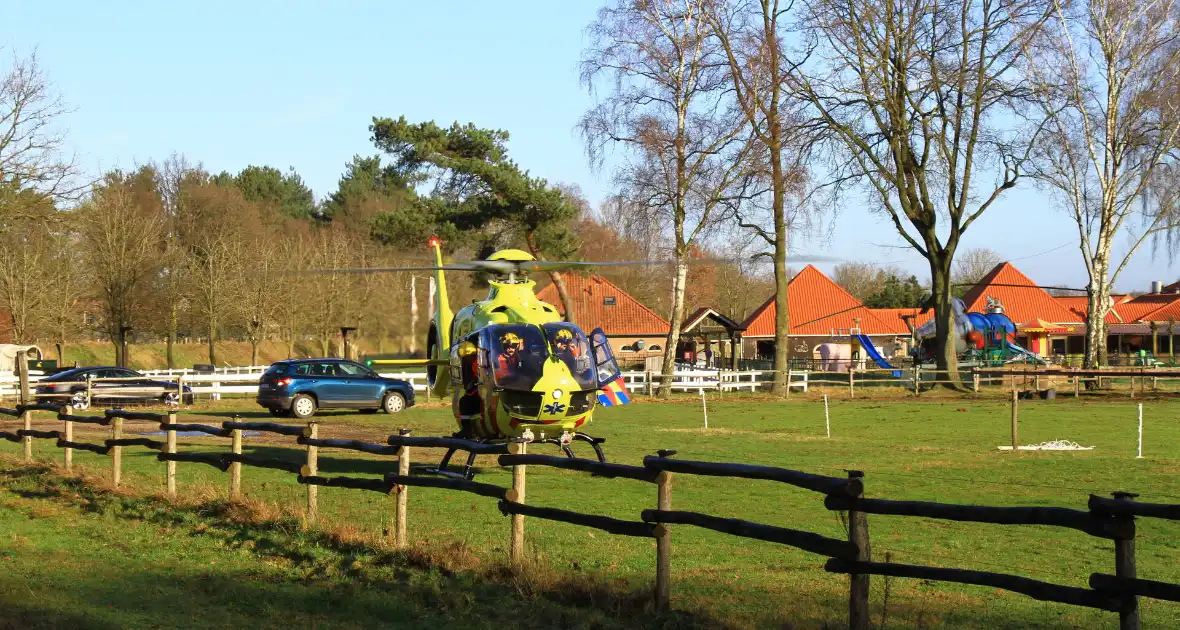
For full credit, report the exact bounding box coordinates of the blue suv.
[256,359,415,419]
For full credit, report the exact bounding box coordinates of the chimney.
[1152,280,1163,294]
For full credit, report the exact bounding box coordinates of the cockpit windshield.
[542,323,595,390]
[485,324,547,389]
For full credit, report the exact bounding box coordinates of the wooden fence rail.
[1,401,1178,629]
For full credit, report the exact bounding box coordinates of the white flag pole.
[1137,403,1143,459]
[824,394,830,438]
[700,389,708,429]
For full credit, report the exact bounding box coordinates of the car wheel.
[161,392,181,407]
[70,391,90,411]
[382,391,406,414]
[291,394,317,419]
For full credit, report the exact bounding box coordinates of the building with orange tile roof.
[739,266,915,363]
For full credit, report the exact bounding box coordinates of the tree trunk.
[549,271,577,326]
[929,257,962,388]
[207,319,217,366]
[320,335,330,357]
[113,328,124,368]
[250,340,259,367]
[770,143,790,397]
[524,231,577,325]
[55,342,63,364]
[166,305,178,370]
[659,257,689,398]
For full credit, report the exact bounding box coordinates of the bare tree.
[154,154,203,369]
[791,0,1052,385]
[78,171,165,367]
[581,0,751,396]
[240,235,285,366]
[0,219,52,343]
[1028,0,1180,368]
[179,182,252,365]
[708,0,814,394]
[833,261,906,302]
[0,50,84,222]
[952,247,1005,289]
[42,225,89,363]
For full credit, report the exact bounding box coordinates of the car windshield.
[542,323,595,390]
[485,324,547,389]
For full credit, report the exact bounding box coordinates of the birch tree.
[791,0,1052,385]
[581,0,751,396]
[1028,0,1180,367]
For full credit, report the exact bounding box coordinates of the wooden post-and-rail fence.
[1,403,1179,629]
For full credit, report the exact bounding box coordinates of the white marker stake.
[824,394,830,438]
[1137,403,1143,459]
[701,389,708,429]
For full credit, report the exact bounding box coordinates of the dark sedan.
[256,359,415,418]
[35,367,194,409]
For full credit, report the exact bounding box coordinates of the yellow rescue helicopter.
[316,237,837,478]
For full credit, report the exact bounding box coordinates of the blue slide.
[853,334,902,377]
[1005,341,1047,365]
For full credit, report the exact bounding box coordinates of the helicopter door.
[589,328,630,406]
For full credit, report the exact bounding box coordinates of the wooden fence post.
[913,366,920,396]
[111,416,123,487]
[1010,389,1019,452]
[655,462,674,612]
[20,407,32,462]
[1074,375,1080,398]
[972,370,980,393]
[509,439,528,567]
[645,370,653,396]
[394,428,410,549]
[165,411,177,498]
[303,421,319,527]
[229,427,242,499]
[177,376,185,407]
[16,350,28,405]
[847,470,870,630]
[1112,491,1140,630]
[61,405,73,472]
[17,350,30,462]
[848,369,855,399]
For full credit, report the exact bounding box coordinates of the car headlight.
[552,389,564,400]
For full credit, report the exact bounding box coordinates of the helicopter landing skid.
[421,432,608,481]
[535,432,606,463]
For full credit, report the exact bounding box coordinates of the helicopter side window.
[589,328,623,388]
[543,323,595,390]
[486,324,546,390]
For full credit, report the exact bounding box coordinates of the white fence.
[0,365,812,400]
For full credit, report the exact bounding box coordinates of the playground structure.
[912,297,1046,368]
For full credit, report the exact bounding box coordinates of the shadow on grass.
[0,461,1110,630]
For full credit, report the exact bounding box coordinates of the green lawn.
[0,392,1177,629]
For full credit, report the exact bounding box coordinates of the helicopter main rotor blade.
[287,254,844,276]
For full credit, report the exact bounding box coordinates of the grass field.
[0,391,1177,629]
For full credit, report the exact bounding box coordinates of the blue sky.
[7,1,1176,293]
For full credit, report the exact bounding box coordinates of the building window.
[603,296,617,306]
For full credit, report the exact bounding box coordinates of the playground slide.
[1005,341,1047,365]
[853,334,902,377]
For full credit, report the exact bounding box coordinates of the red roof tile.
[1053,295,1125,324]
[961,263,1081,324]
[868,308,933,333]
[1115,294,1180,323]
[1141,299,1180,322]
[741,266,904,336]
[536,274,670,336]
